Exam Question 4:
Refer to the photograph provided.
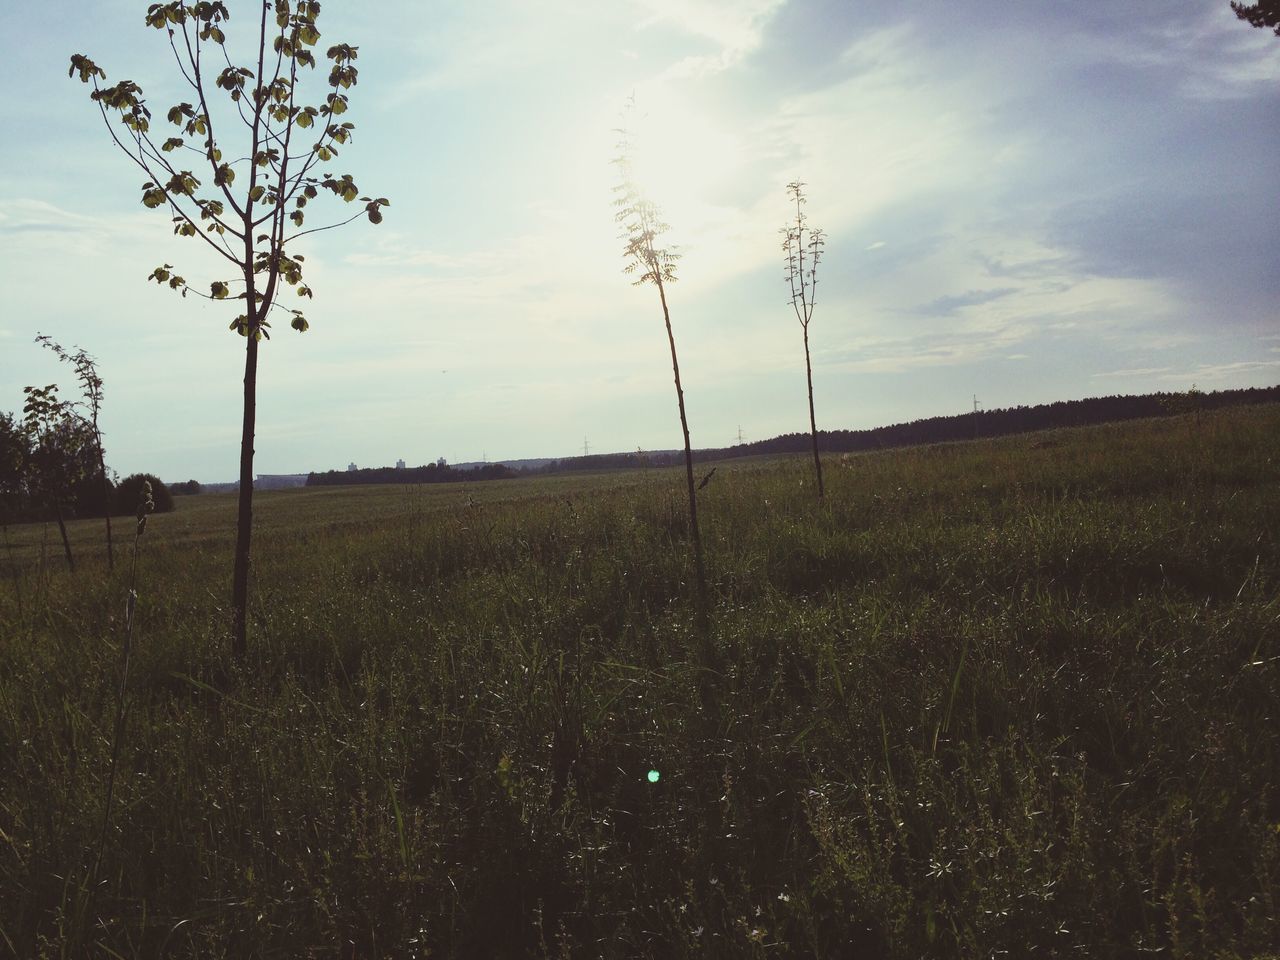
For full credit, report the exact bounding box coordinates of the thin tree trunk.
[53,500,75,572]
[655,278,706,601]
[803,326,824,498]
[98,451,114,571]
[231,332,259,658]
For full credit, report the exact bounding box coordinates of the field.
[1,406,1278,958]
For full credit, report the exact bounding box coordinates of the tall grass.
[0,406,1276,957]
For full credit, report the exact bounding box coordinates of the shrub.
[114,473,173,515]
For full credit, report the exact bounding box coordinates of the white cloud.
[1161,359,1280,381]
[1093,367,1174,379]
[637,0,787,79]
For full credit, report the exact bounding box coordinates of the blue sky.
[1,0,1277,480]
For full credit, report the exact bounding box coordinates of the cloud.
[1092,367,1174,379]
[1160,359,1280,382]
[916,287,1018,317]
[0,198,102,234]
[638,0,787,79]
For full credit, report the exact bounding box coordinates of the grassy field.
[1,406,1277,958]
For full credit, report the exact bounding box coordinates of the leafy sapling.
[21,384,86,572]
[781,181,827,498]
[36,335,115,569]
[70,1,389,656]
[613,102,706,602]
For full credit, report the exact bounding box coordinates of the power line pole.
[972,394,981,440]
[736,425,745,445]
[582,437,590,457]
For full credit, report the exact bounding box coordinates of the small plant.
[613,100,706,601]
[781,181,827,498]
[36,335,115,569]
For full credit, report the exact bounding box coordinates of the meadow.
[1,405,1277,958]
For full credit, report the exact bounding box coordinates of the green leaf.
[68,54,106,83]
[291,315,310,332]
[249,185,265,203]
[211,281,230,299]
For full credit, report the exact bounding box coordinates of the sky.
[1,0,1277,481]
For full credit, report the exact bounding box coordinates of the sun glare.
[626,97,742,226]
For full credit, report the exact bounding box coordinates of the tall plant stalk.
[94,481,153,882]
[782,181,826,498]
[613,106,706,601]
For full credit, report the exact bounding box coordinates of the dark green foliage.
[114,473,173,515]
[0,412,28,522]
[1232,0,1280,35]
[307,461,517,486]
[0,406,1276,957]
[170,479,202,496]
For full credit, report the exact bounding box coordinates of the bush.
[170,479,202,496]
[114,473,174,515]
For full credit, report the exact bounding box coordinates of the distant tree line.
[307,461,518,487]
[0,408,173,525]
[731,386,1280,459]
[535,385,1280,474]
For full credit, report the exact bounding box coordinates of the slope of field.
[1,407,1277,957]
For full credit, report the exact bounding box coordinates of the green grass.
[1,406,1277,958]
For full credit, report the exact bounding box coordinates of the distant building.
[347,462,358,472]
[396,459,406,470]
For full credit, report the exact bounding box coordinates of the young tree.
[37,335,115,569]
[613,105,706,601]
[70,1,388,656]
[22,385,88,572]
[781,181,827,499]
